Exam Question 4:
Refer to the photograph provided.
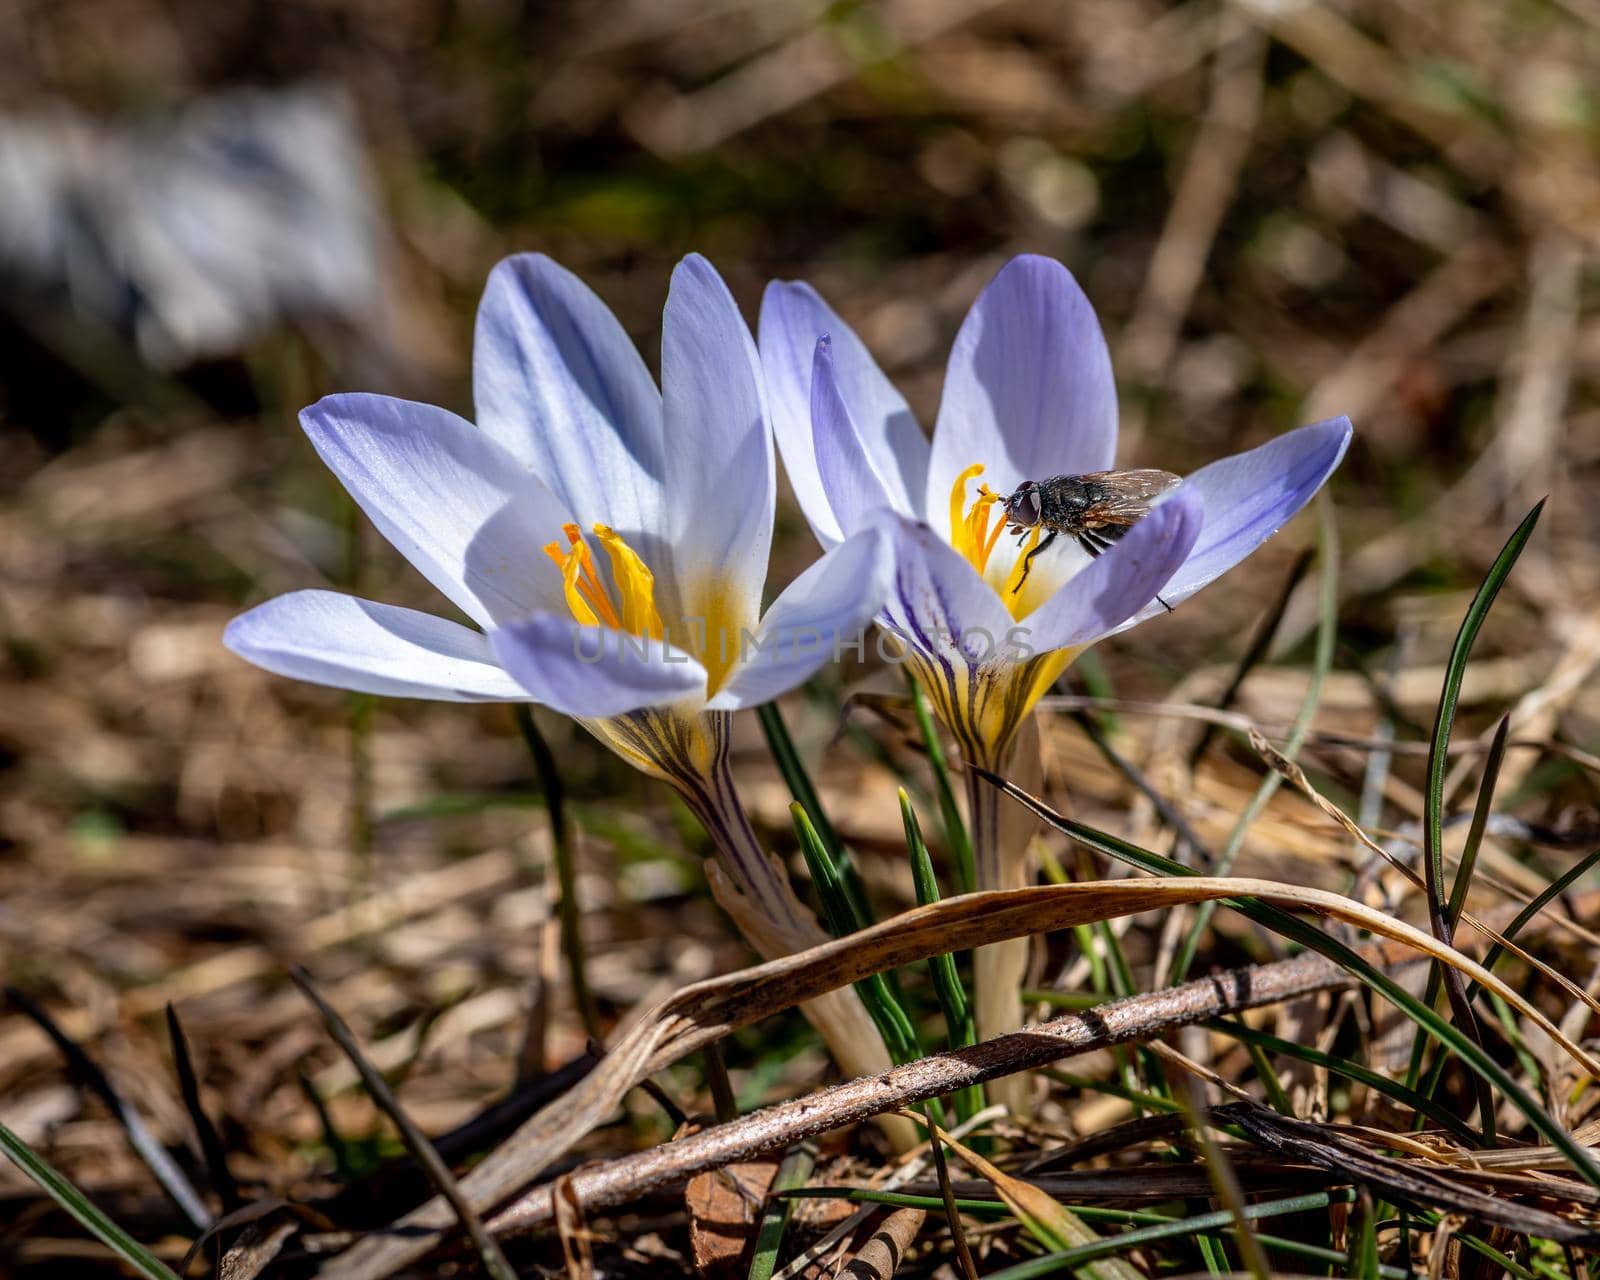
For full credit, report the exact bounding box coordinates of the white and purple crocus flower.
[225,252,899,1086]
[760,254,1352,1066]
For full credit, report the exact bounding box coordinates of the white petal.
[660,254,772,631]
[708,527,892,710]
[224,590,529,701]
[301,392,568,628]
[1126,416,1353,624]
[759,279,929,544]
[473,253,665,539]
[810,336,903,535]
[489,615,708,719]
[927,256,1117,536]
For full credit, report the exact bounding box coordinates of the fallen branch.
[488,949,1358,1235]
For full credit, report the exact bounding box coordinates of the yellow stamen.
[557,546,603,627]
[949,464,1003,576]
[593,524,664,640]
[949,463,984,557]
[545,522,664,639]
[975,484,1006,567]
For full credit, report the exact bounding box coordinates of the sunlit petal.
[301,392,568,628]
[927,255,1116,536]
[1122,416,1352,625]
[708,526,892,710]
[874,512,1016,669]
[490,614,708,719]
[810,336,904,535]
[224,590,528,702]
[760,278,929,544]
[661,254,773,632]
[474,253,665,538]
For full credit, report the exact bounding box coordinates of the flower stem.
[672,715,909,1137]
[590,708,912,1145]
[963,730,1035,1118]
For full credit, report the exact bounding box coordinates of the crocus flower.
[760,254,1352,1072]
[225,252,899,1086]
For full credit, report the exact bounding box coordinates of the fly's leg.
[1011,529,1058,594]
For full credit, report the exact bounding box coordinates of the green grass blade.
[746,1140,816,1280]
[796,1194,1415,1277]
[1411,501,1544,1141]
[0,1121,181,1280]
[790,803,921,1065]
[1193,1232,1226,1276]
[758,702,875,926]
[1042,1069,1183,1116]
[1212,1019,1477,1142]
[977,1190,1394,1280]
[1410,712,1512,1123]
[1177,1087,1270,1280]
[937,1127,1140,1280]
[1448,712,1511,934]
[1039,847,1112,997]
[1241,1039,1293,1117]
[1422,503,1542,923]
[1347,1189,1380,1280]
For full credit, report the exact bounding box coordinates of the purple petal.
[874,512,1015,670]
[301,393,568,628]
[811,337,904,536]
[225,590,529,701]
[660,254,772,631]
[759,279,929,543]
[473,253,664,539]
[1138,416,1352,620]
[1019,489,1203,653]
[927,256,1116,535]
[489,615,708,719]
[708,527,892,710]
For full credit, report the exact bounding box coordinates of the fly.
[1000,469,1182,606]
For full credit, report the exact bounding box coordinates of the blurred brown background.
[1,0,1598,1268]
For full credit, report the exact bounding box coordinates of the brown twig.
[488,949,1361,1235]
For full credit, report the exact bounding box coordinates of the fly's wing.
[1078,469,1182,529]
